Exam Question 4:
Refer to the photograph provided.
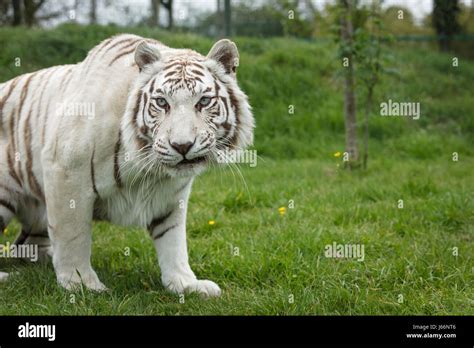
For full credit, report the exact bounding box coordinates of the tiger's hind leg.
[0,155,20,236]
[13,228,52,262]
[0,148,21,280]
[14,198,51,262]
[0,182,19,236]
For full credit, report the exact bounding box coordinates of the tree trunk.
[217,0,222,36]
[167,0,173,29]
[439,37,449,52]
[23,0,35,26]
[22,0,45,27]
[150,0,160,27]
[12,0,22,26]
[340,0,358,167]
[432,0,461,52]
[90,0,97,24]
[224,0,231,36]
[363,85,372,169]
[160,0,172,28]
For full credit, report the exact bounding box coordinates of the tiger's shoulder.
[80,34,167,72]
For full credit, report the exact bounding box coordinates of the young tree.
[277,0,316,38]
[354,2,386,169]
[432,0,462,51]
[12,0,22,25]
[149,0,160,27]
[89,0,97,24]
[339,0,359,168]
[224,0,231,36]
[161,0,173,29]
[216,0,222,36]
[331,0,393,169]
[23,0,46,26]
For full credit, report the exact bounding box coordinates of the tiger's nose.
[170,141,194,156]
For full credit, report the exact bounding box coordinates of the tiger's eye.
[198,97,211,107]
[156,98,168,108]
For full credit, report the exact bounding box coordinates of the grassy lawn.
[0,24,473,315]
[0,156,472,315]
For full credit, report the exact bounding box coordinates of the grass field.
[1,157,473,315]
[0,24,473,315]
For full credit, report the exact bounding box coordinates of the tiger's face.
[128,39,254,178]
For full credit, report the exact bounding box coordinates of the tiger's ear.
[135,41,161,70]
[207,39,239,76]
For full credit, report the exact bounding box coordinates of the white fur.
[0,34,254,296]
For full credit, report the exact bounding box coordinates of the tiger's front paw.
[57,269,108,292]
[163,274,221,297]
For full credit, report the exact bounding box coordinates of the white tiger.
[0,34,254,296]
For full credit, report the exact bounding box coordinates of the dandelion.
[208,220,216,226]
[278,207,286,216]
[334,151,341,158]
[3,228,8,236]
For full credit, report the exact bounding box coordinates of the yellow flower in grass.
[3,228,8,236]
[278,207,286,216]
[208,220,216,226]
[334,151,342,158]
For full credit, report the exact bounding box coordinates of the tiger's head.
[124,39,254,178]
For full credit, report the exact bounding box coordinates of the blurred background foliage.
[1,24,473,161]
[1,1,473,46]
[0,0,473,162]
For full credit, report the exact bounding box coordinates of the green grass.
[0,157,473,315]
[0,24,473,315]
